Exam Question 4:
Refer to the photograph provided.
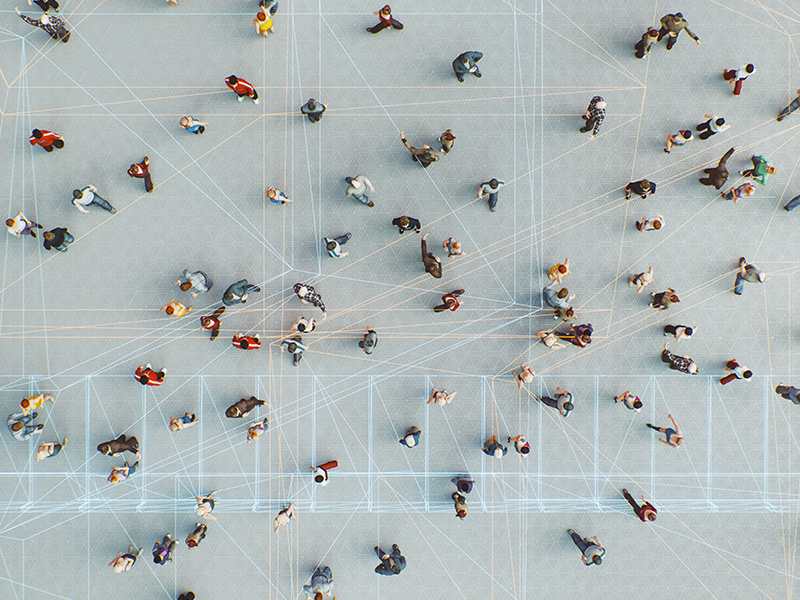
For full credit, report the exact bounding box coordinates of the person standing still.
[478,178,505,212]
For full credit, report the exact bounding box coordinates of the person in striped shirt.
[29,128,64,152]
[16,8,70,42]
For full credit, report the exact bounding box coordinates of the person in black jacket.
[452,51,483,82]
[43,228,74,252]
[625,179,656,199]
[392,215,421,234]
[699,147,736,189]
[421,233,442,278]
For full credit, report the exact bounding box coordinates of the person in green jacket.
[739,155,775,185]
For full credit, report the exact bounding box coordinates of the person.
[232,333,261,350]
[647,413,684,447]
[247,417,268,442]
[282,336,307,366]
[15,8,70,42]
[344,175,375,207]
[127,157,153,193]
[311,460,338,486]
[392,216,421,234]
[43,228,74,251]
[108,460,138,484]
[72,185,115,214]
[175,270,213,298]
[482,435,508,457]
[359,327,378,354]
[452,51,483,82]
[650,288,679,310]
[508,434,530,455]
[427,388,456,406]
[657,12,700,49]
[622,489,657,522]
[177,593,196,600]
[253,5,275,37]
[186,523,207,548]
[134,364,166,386]
[720,359,752,385]
[226,397,267,418]
[195,492,217,520]
[739,155,775,185]
[291,316,316,333]
[777,89,800,122]
[273,504,295,532]
[400,131,439,167]
[636,215,663,232]
[225,75,259,104]
[734,256,766,295]
[109,545,142,573]
[614,390,642,412]
[664,129,693,153]
[180,116,209,134]
[775,384,800,405]
[536,386,573,417]
[421,233,442,278]
[580,96,605,137]
[324,233,352,258]
[628,266,654,294]
[547,259,570,284]
[160,300,192,317]
[367,5,403,33]
[663,324,694,341]
[97,434,140,457]
[514,364,536,389]
[152,534,176,565]
[634,27,659,58]
[20,393,55,415]
[438,129,456,154]
[293,283,327,318]
[433,290,464,312]
[625,179,656,199]
[543,282,574,309]
[399,425,421,447]
[7,411,44,441]
[451,476,474,494]
[300,98,327,122]
[661,343,698,374]
[443,237,465,257]
[721,183,755,203]
[27,0,59,14]
[200,306,226,340]
[35,437,67,461]
[564,323,592,348]
[567,529,605,566]
[696,115,730,140]
[535,328,568,349]
[452,492,468,519]
[374,544,406,575]
[7,211,43,238]
[303,565,333,598]
[169,413,198,431]
[265,187,293,204]
[478,178,505,212]
[723,63,754,95]
[223,279,261,306]
[554,306,575,323]
[29,128,64,151]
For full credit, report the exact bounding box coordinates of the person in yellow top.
[21,393,55,415]
[547,259,570,284]
[160,300,192,317]
[254,6,275,37]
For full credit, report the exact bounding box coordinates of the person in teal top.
[740,155,775,185]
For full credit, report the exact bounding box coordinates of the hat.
[404,434,416,447]
[493,448,503,458]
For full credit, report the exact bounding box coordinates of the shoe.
[293,353,301,366]
[146,363,152,369]
[475,72,482,78]
[31,231,36,238]
[635,222,642,231]
[32,412,38,419]
[624,193,630,200]
[579,128,589,133]
[143,157,149,165]
[649,292,655,297]
[452,290,465,296]
[567,528,575,535]
[253,287,261,293]
[238,96,245,102]
[622,488,628,495]
[110,208,116,214]
[456,76,464,83]
[253,99,260,105]
[358,341,364,348]
[191,414,196,421]
[37,224,43,228]
[161,368,167,374]
[368,201,374,207]
[664,149,669,153]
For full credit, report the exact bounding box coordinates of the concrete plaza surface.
[0,0,798,598]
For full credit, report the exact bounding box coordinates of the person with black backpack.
[16,7,70,42]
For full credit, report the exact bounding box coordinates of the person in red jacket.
[134,364,166,386]
[225,75,259,104]
[200,307,225,340]
[30,129,64,152]
[127,156,153,193]
[232,333,261,350]
[367,5,403,33]
[433,290,464,312]
[621,488,657,522]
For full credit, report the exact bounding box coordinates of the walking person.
[169,413,199,431]
[508,434,530,455]
[35,437,67,461]
[719,359,752,384]
[548,259,570,284]
[477,178,505,212]
[514,364,536,389]
[723,63,754,95]
[27,0,59,13]
[739,155,775,185]
[29,128,64,151]
[621,489,657,522]
[265,186,292,204]
[7,212,43,238]
[567,529,605,566]
[650,288,679,310]
[291,316,316,333]
[293,283,327,318]
[443,237,465,257]
[15,8,70,42]
[253,5,275,37]
[696,115,730,140]
[179,116,209,134]
[664,129,693,153]
[367,5,403,33]
[721,183,755,203]
[200,306,225,340]
[452,492,468,519]
[323,233,352,258]
[427,388,456,406]
[42,227,74,251]
[175,270,213,298]
[282,336,307,366]
[392,215,421,234]
[7,411,44,441]
[20,393,55,415]
[273,504,295,532]
[127,157,153,193]
[580,96,605,138]
[225,396,267,418]
[625,179,656,199]
[777,89,800,122]
[657,12,700,50]
[482,435,508,457]
[152,535,176,565]
[634,27,659,58]
[195,491,218,520]
[451,476,474,494]
[246,417,268,442]
[107,460,138,484]
[374,544,406,575]
[134,364,166,386]
[614,390,642,412]
[160,300,192,317]
[232,333,261,350]
[636,215,663,232]
[452,51,483,82]
[399,425,421,447]
[775,384,800,405]
[421,233,443,278]
[358,327,378,354]
[223,279,261,306]
[535,387,573,417]
[661,343,698,374]
[400,131,439,168]
[433,289,464,312]
[438,129,456,154]
[303,565,333,599]
[628,266,654,294]
[647,414,684,447]
[543,282,574,309]
[663,324,694,341]
[734,257,767,295]
[344,175,375,206]
[97,434,140,457]
[300,98,327,122]
[185,523,207,548]
[225,75,259,104]
[109,545,142,573]
[311,460,338,486]
[72,185,115,214]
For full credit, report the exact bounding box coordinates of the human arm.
[668,413,681,435]
[426,389,437,404]
[361,176,375,193]
[109,552,122,567]
[593,536,603,549]
[684,26,700,45]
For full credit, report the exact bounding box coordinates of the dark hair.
[490,179,498,188]
[675,12,683,18]
[557,288,568,299]
[239,338,249,349]
[226,406,240,418]
[228,75,238,84]
[684,327,693,336]
[648,28,658,36]
[592,556,602,565]
[745,64,754,73]
[307,99,316,110]
[633,400,643,409]
[400,216,409,227]
[287,342,297,353]
[224,291,234,301]
[180,282,192,291]
[138,375,149,385]
[73,189,82,199]
[563,401,574,411]
[520,445,530,454]
[742,370,753,379]
[154,555,162,564]
[297,323,306,332]
[314,474,325,482]
[641,181,650,190]
[32,129,42,138]
[97,443,110,454]
[715,118,725,127]
[326,241,337,251]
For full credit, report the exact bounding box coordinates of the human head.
[153,554,162,564]
[6,219,14,227]
[592,556,602,565]
[314,474,325,483]
[647,28,658,37]
[296,286,308,297]
[11,422,23,432]
[315,593,323,600]
[633,399,643,409]
[565,307,574,318]
[73,189,82,199]
[653,219,661,229]
[169,421,180,432]
[461,58,470,67]
[32,129,43,139]
[489,179,498,189]
[557,288,569,299]
[97,443,111,455]
[228,75,238,85]
[287,342,298,353]
[21,398,31,409]
[452,241,461,250]
[745,64,754,74]
[641,181,651,191]
[113,561,125,573]
[675,12,683,18]
[558,264,567,274]
[250,429,259,440]
[646,512,657,522]
[180,281,192,291]
[266,188,276,199]
[297,321,307,332]
[715,118,725,127]
[742,370,753,379]
[180,117,190,128]
[493,448,503,458]
[138,375,149,385]
[223,291,235,303]
[326,241,337,252]
[399,216,409,228]
[380,5,391,15]
[226,406,241,418]
[680,130,693,141]
[579,335,591,345]
[766,166,777,175]
[306,98,316,110]
[200,317,212,328]
[165,305,175,315]
[457,509,467,519]
[404,434,417,447]
[684,327,693,337]
[669,295,680,303]
[109,473,119,484]
[520,445,530,455]
[562,401,574,412]
[196,505,208,517]
[256,11,266,21]
[239,338,250,349]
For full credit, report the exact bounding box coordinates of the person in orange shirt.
[29,128,64,152]
[232,333,261,350]
[21,393,55,415]
[161,300,192,317]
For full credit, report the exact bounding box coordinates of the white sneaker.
[238,96,244,103]
[253,98,260,105]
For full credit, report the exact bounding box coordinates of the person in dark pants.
[152,535,176,565]
[777,90,800,122]
[225,75,259,104]
[720,359,752,385]
[359,327,378,354]
[324,233,351,258]
[16,8,70,41]
[775,384,800,405]
[734,257,766,295]
[374,544,406,575]
[127,157,153,193]
[97,434,140,457]
[452,51,483,82]
[226,396,267,418]
[478,178,505,212]
[185,523,207,548]
[200,306,225,340]
[567,529,605,565]
[580,96,606,137]
[28,0,60,13]
[438,129,456,154]
[300,98,327,123]
[656,13,700,50]
[624,179,656,199]
[663,324,694,341]
[699,147,736,189]
[433,290,464,312]
[785,194,800,211]
[536,387,573,417]
[634,28,659,58]
[43,227,74,252]
[400,131,439,168]
[367,5,403,33]
[223,280,261,306]
[621,489,657,522]
[650,289,679,311]
[421,233,442,278]
[72,185,115,214]
[696,115,730,140]
[392,216,421,234]
[30,129,64,151]
[660,344,697,375]
[723,63,754,96]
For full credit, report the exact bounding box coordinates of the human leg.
[663,325,678,336]
[698,130,713,140]
[488,192,498,211]
[784,195,800,211]
[622,488,641,513]
[539,396,559,409]
[334,233,352,246]
[569,531,589,552]
[367,20,391,34]
[390,18,403,29]
[723,69,736,82]
[656,26,668,41]
[89,195,116,213]
[661,350,673,364]
[733,79,743,95]
[665,32,677,50]
[733,272,745,295]
[696,120,710,132]
[144,172,153,193]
